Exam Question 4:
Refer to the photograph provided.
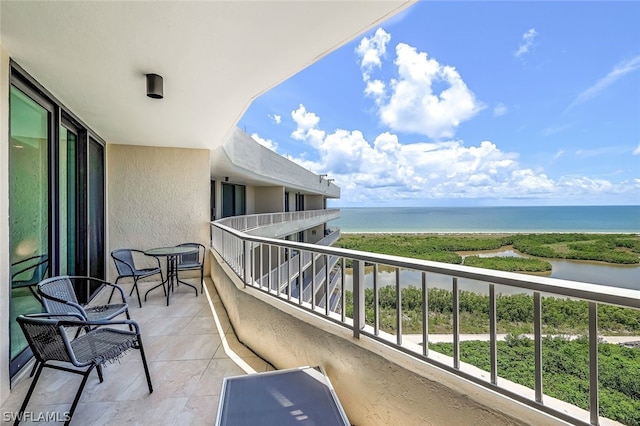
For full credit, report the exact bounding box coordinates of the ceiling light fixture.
[146,73,163,99]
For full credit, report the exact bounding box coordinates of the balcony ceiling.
[1,1,413,154]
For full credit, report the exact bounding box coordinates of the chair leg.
[14,362,45,426]
[133,278,142,308]
[137,335,153,393]
[200,267,204,293]
[65,366,95,426]
[96,364,104,383]
[110,277,124,304]
[126,309,134,332]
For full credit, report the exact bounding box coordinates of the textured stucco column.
[0,44,11,406]
[209,249,565,426]
[107,144,210,281]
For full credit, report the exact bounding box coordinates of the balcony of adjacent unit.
[210,215,640,426]
[216,209,341,239]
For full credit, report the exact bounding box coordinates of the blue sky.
[238,1,640,207]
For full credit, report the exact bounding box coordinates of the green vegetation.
[345,286,640,335]
[335,233,640,268]
[343,286,640,425]
[511,233,640,264]
[430,336,640,426]
[337,233,640,425]
[463,255,551,272]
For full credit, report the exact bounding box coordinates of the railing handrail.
[212,220,640,309]
[216,209,340,232]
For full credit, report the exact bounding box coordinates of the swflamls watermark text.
[3,411,71,422]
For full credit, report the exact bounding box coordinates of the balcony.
[215,209,340,238]
[210,217,640,426]
[1,278,272,424]
[3,215,636,425]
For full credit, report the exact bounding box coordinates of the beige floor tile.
[192,358,246,397]
[173,395,219,426]
[179,316,219,335]
[1,276,273,425]
[154,334,222,361]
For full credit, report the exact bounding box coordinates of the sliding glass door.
[222,182,246,218]
[8,65,106,375]
[8,84,51,366]
[59,123,78,276]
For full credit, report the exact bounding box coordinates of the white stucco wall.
[0,44,11,406]
[107,144,210,280]
[245,185,256,215]
[209,249,567,426]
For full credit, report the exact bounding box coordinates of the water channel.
[342,248,640,295]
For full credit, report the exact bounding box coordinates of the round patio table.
[144,246,198,306]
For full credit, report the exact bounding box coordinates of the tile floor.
[1,277,272,425]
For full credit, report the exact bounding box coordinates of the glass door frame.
[8,61,107,377]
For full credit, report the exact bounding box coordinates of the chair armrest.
[58,318,142,334]
[67,276,127,303]
[22,312,86,321]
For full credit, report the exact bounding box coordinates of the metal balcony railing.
[215,209,340,234]
[211,218,640,426]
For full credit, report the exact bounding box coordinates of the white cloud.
[291,104,322,142]
[493,103,508,117]
[633,144,640,156]
[268,114,281,124]
[279,105,637,205]
[569,55,640,109]
[356,28,391,80]
[514,28,537,58]
[553,150,565,160]
[356,33,484,139]
[250,133,278,151]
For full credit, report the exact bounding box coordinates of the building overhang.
[0,1,415,158]
[212,127,340,198]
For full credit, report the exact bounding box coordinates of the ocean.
[331,205,640,233]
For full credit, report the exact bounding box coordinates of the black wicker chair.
[11,255,49,302]
[15,313,153,426]
[111,249,164,308]
[176,243,206,292]
[38,276,130,323]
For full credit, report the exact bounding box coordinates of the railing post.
[589,302,599,426]
[325,254,330,315]
[453,277,460,369]
[340,257,346,323]
[242,240,247,287]
[353,260,365,338]
[396,267,402,346]
[287,248,292,300]
[490,284,497,385]
[534,292,543,403]
[311,255,317,308]
[373,264,379,336]
[422,272,428,357]
[298,249,303,306]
